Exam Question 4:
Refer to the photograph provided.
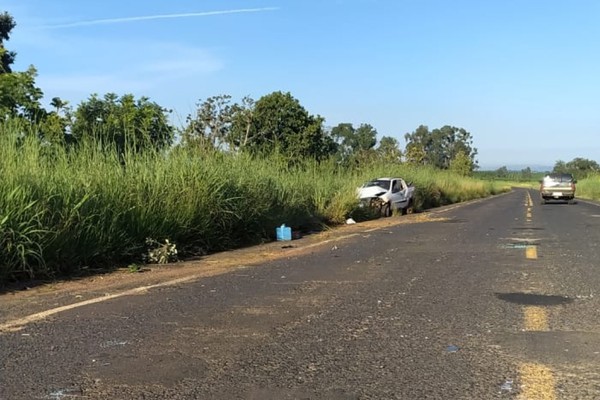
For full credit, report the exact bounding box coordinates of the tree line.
[475,157,600,182]
[552,158,599,180]
[1,11,478,173]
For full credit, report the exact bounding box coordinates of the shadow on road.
[495,292,573,306]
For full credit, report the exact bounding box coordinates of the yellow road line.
[526,245,538,259]
[518,363,556,400]
[520,306,556,399]
[526,192,533,207]
[523,306,548,331]
[519,192,556,399]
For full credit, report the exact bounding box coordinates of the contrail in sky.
[40,7,279,29]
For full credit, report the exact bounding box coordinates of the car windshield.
[363,180,390,190]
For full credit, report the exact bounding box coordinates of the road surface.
[1,188,599,399]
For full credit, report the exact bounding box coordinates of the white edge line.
[0,275,200,332]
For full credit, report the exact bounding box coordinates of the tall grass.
[0,121,506,283]
[576,174,600,201]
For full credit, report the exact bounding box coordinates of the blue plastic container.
[276,224,292,241]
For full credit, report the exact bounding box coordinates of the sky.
[3,0,600,169]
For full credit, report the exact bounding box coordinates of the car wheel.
[381,203,391,217]
[402,201,414,215]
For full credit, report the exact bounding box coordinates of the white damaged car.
[357,177,415,217]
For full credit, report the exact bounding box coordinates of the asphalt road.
[1,188,600,399]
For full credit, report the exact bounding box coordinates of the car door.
[390,179,407,209]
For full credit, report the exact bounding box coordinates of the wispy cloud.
[37,8,279,29]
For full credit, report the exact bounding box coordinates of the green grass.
[0,121,507,284]
[576,174,600,201]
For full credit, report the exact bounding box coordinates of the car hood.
[357,186,387,199]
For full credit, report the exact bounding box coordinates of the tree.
[495,166,509,178]
[229,96,255,150]
[38,112,70,145]
[37,97,72,146]
[553,160,567,173]
[71,93,174,152]
[330,123,354,159]
[237,91,335,161]
[404,144,427,165]
[331,123,353,147]
[553,157,600,179]
[50,97,69,114]
[331,122,377,163]
[520,166,533,181]
[182,94,236,151]
[351,124,377,152]
[404,125,431,165]
[0,65,44,121]
[331,123,377,153]
[449,150,473,176]
[404,124,478,171]
[566,157,599,175]
[0,11,17,73]
[0,12,44,122]
[377,136,402,163]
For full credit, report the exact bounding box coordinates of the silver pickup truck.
[357,177,415,217]
[539,173,577,204]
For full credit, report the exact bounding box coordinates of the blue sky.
[4,0,600,169]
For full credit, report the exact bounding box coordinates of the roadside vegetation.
[0,121,505,283]
[575,174,600,201]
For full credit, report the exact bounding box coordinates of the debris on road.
[500,379,514,392]
[446,344,460,353]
